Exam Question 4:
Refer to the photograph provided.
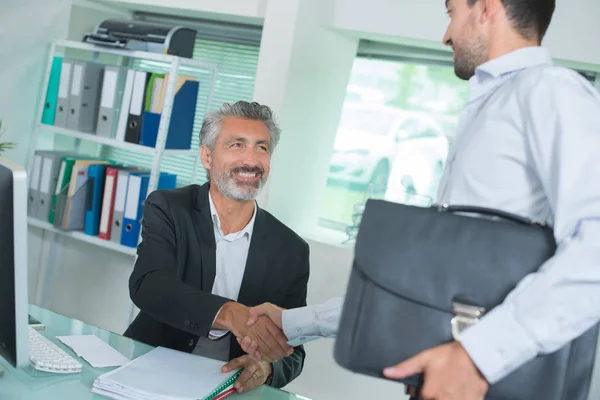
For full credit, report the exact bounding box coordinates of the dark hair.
[468,0,555,41]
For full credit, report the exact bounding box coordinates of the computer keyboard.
[28,327,82,374]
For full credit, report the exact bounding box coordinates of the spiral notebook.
[91,347,242,400]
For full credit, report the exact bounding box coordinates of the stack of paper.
[91,347,242,400]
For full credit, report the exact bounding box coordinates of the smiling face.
[442,0,490,80]
[201,116,272,201]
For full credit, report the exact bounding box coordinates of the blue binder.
[139,79,199,150]
[120,172,177,248]
[41,57,63,125]
[84,164,107,236]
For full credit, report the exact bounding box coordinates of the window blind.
[106,36,261,187]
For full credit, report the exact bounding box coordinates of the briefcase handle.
[437,204,546,227]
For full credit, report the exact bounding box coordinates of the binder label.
[71,64,83,96]
[100,69,118,109]
[58,62,72,99]
[99,176,114,234]
[114,173,129,212]
[39,157,54,194]
[30,156,42,189]
[124,175,142,220]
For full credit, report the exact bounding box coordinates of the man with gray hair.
[124,101,310,393]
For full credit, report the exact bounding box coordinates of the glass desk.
[0,305,310,400]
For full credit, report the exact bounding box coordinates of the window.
[319,56,469,232]
[106,26,261,187]
[319,49,599,235]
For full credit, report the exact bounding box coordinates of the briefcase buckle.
[451,302,486,340]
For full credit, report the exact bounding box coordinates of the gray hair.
[200,101,282,152]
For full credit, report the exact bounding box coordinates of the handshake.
[215,302,290,363]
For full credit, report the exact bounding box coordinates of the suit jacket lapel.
[237,207,274,306]
[192,184,217,292]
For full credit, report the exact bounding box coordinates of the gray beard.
[211,167,266,201]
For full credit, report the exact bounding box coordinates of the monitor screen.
[0,158,28,368]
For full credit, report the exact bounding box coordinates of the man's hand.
[383,341,489,400]
[247,302,285,329]
[222,355,273,393]
[237,303,287,360]
[213,302,292,363]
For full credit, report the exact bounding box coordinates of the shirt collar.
[469,47,553,99]
[208,192,256,240]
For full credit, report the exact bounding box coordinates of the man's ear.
[481,0,504,23]
[201,145,212,174]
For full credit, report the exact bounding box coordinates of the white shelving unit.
[27,39,217,252]
[27,40,219,320]
[37,123,198,157]
[28,217,137,257]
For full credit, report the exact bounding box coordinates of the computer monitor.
[0,157,28,368]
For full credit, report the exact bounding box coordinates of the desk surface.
[0,305,310,400]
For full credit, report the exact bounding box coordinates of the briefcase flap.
[354,200,557,313]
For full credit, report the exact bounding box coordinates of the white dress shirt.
[193,193,256,358]
[437,46,600,384]
[281,47,600,387]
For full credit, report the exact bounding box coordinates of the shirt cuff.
[459,304,538,384]
[282,305,320,346]
[209,306,229,340]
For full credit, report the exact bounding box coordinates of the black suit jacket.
[123,183,310,388]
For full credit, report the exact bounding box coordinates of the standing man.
[124,101,310,393]
[242,1,600,399]
[385,0,600,399]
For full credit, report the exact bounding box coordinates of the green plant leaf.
[0,142,16,153]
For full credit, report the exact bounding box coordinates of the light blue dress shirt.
[282,296,343,346]
[282,47,600,387]
[437,46,600,384]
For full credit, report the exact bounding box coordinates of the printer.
[83,19,197,58]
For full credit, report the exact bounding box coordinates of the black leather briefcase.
[334,199,599,400]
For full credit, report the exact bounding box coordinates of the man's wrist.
[214,301,241,332]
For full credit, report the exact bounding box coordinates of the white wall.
[68,0,131,41]
[543,0,600,66]
[331,0,600,66]
[29,228,135,333]
[91,0,267,25]
[285,240,406,399]
[0,0,72,165]
[253,0,359,237]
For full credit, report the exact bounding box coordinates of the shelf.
[54,40,218,71]
[27,217,137,257]
[38,124,198,157]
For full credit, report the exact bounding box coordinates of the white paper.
[91,347,238,400]
[56,335,130,368]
